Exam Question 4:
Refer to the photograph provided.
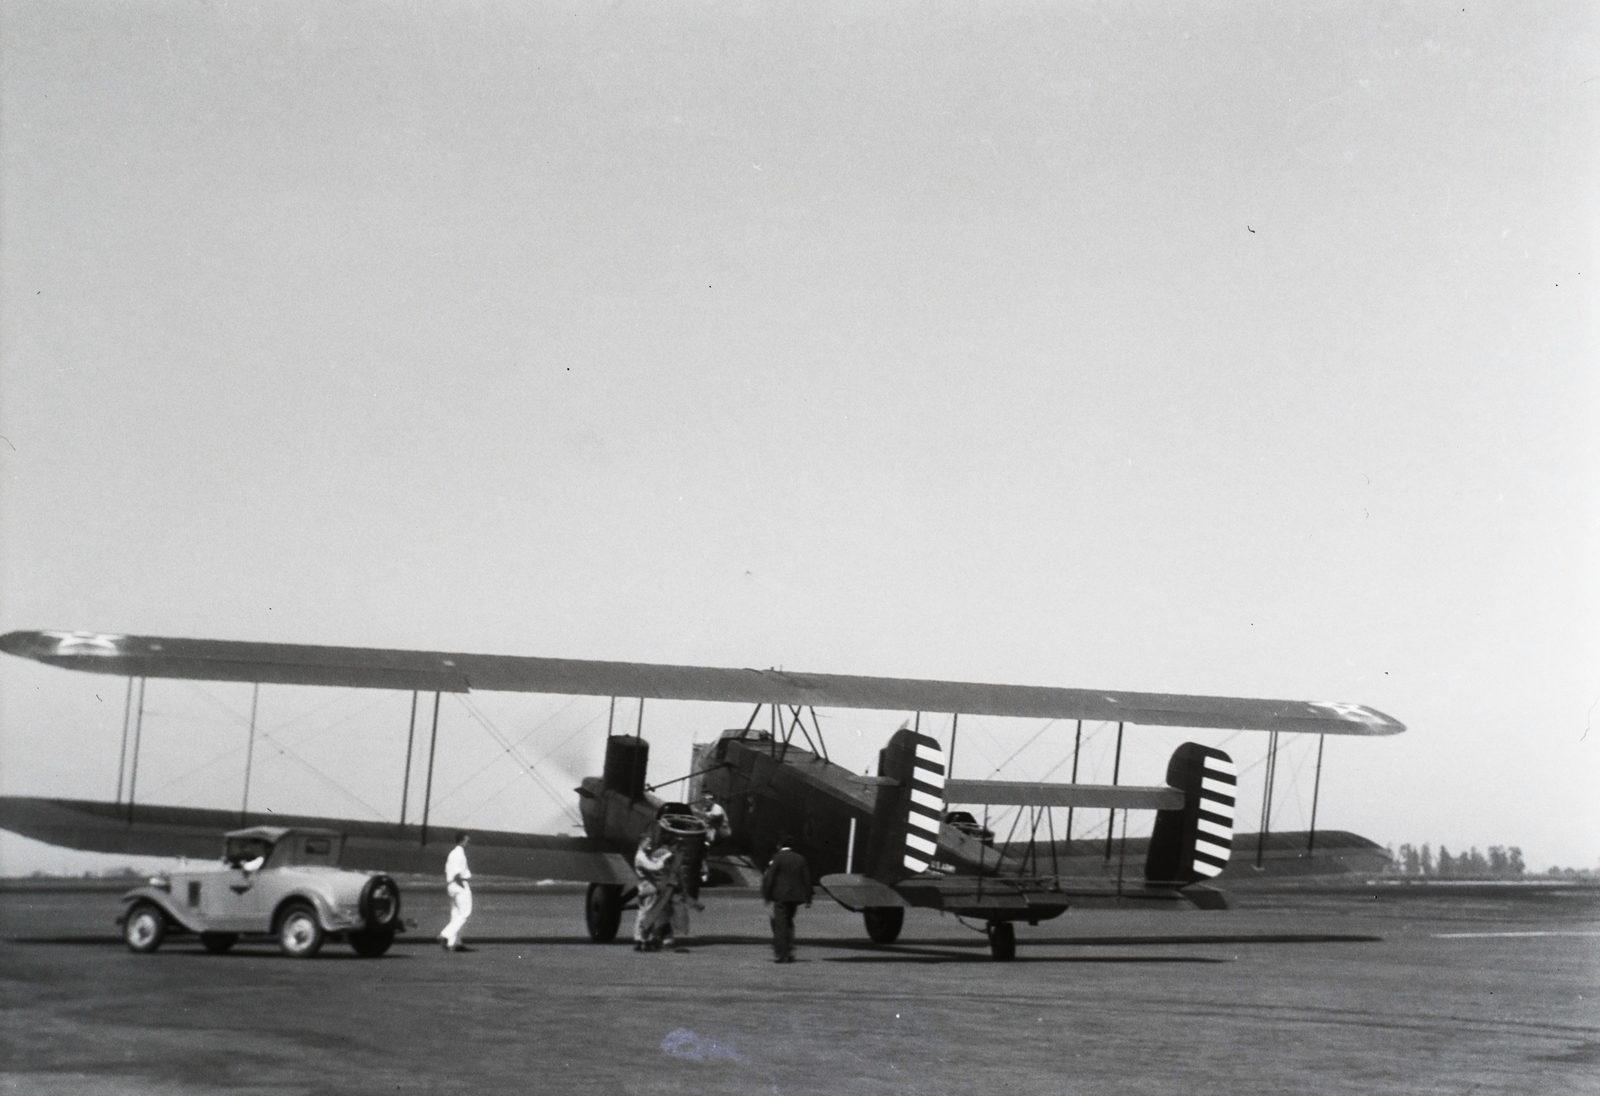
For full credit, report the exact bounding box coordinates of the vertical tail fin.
[864,727,946,882]
[1145,743,1236,885]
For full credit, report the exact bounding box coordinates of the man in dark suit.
[761,834,813,963]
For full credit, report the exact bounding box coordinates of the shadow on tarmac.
[824,952,1232,964]
[7,931,1382,949]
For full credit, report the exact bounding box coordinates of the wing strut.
[240,683,259,823]
[1064,719,1082,842]
[1255,730,1280,868]
[399,691,418,826]
[116,677,134,805]
[126,677,147,823]
[1308,734,1325,854]
[420,691,441,847]
[1103,721,1123,863]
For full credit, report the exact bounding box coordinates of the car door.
[197,866,261,931]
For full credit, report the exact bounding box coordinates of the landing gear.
[986,920,1015,961]
[586,883,623,942]
[862,907,904,944]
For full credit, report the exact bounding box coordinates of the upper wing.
[0,630,1404,735]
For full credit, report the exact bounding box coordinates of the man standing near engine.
[692,791,731,845]
[632,833,673,951]
[439,831,472,952]
[691,791,731,884]
[761,834,812,963]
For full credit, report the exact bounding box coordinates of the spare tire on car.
[359,874,401,928]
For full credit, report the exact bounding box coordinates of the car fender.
[118,888,201,934]
[271,890,348,933]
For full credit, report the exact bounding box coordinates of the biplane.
[0,630,1403,959]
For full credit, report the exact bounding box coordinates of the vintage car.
[117,826,404,958]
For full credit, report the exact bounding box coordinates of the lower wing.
[0,796,635,884]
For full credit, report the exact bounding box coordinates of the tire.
[987,920,1016,961]
[277,904,324,958]
[862,907,904,944]
[359,875,402,929]
[585,883,623,942]
[348,927,395,958]
[124,903,166,953]
[200,932,238,954]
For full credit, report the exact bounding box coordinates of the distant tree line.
[1386,843,1525,879]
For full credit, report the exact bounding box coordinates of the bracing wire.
[436,702,602,812]
[987,719,1058,777]
[453,695,584,825]
[148,683,396,815]
[251,731,390,820]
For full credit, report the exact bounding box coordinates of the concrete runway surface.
[2,882,1596,1096]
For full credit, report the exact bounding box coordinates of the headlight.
[148,876,171,891]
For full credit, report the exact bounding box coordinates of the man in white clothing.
[439,831,472,952]
[691,792,731,845]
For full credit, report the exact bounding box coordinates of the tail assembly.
[863,727,947,882]
[1145,743,1236,885]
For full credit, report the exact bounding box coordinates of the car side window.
[225,837,271,869]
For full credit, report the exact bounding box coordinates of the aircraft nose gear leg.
[986,920,1016,961]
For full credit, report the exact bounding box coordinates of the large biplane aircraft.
[0,630,1403,959]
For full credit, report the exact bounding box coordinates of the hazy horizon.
[2,2,1594,875]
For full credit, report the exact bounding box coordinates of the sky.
[1,1,1594,875]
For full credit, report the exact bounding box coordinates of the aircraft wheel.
[585,883,623,942]
[349,927,395,957]
[277,904,324,958]
[200,932,238,954]
[124,903,166,953]
[862,907,904,944]
[986,920,1016,961]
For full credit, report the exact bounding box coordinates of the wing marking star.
[41,632,127,656]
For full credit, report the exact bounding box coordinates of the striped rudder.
[902,733,946,873]
[1145,743,1236,885]
[863,727,947,883]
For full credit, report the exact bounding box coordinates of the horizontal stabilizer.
[944,780,1184,810]
[0,631,1404,735]
[819,873,911,912]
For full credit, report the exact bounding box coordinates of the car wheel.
[200,932,238,954]
[987,920,1016,961]
[277,904,324,958]
[862,907,904,944]
[585,883,623,942]
[348,927,395,957]
[124,903,166,953]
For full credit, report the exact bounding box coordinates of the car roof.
[223,826,341,842]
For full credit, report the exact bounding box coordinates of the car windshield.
[224,837,273,867]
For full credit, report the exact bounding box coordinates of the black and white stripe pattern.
[1191,751,1236,878]
[903,732,945,873]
